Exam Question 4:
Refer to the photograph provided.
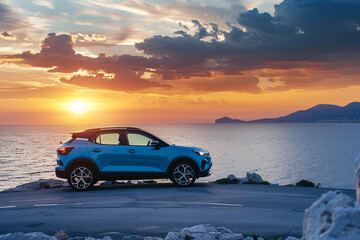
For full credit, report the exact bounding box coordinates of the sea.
[0,123,359,191]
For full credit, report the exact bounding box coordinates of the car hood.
[169,145,207,152]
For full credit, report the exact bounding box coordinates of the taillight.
[57,146,74,155]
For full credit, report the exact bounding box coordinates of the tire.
[67,164,96,191]
[170,161,196,187]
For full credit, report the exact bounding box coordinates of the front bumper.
[55,169,66,179]
[199,162,212,177]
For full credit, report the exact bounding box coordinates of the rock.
[54,231,68,240]
[0,232,56,240]
[355,155,360,203]
[246,172,263,184]
[85,237,112,240]
[164,232,182,240]
[100,180,119,186]
[243,237,254,240]
[62,182,69,187]
[144,237,162,240]
[1,182,41,193]
[285,237,300,240]
[237,177,248,184]
[38,179,64,188]
[137,181,143,184]
[144,180,157,184]
[1,179,66,193]
[218,233,244,240]
[227,174,237,181]
[126,180,132,184]
[122,235,143,240]
[165,224,243,240]
[303,190,359,240]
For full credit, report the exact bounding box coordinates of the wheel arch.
[167,157,200,178]
[65,158,100,178]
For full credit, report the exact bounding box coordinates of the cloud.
[2,0,360,94]
[0,31,16,40]
[2,33,166,91]
[0,2,26,30]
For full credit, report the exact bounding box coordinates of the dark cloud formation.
[0,3,26,30]
[2,0,360,93]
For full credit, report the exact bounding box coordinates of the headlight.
[193,149,209,156]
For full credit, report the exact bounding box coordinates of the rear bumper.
[55,169,67,179]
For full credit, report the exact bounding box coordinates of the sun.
[68,101,88,114]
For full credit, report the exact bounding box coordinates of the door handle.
[127,149,137,154]
[92,148,102,153]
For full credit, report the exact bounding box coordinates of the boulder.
[54,231,68,240]
[303,190,359,240]
[355,155,360,203]
[0,232,56,240]
[38,179,64,188]
[122,236,143,240]
[285,237,300,240]
[1,179,66,193]
[237,177,249,184]
[227,175,237,181]
[164,224,243,240]
[246,172,263,184]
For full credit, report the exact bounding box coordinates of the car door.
[124,131,167,173]
[87,131,126,172]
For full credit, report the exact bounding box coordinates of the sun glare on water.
[68,101,88,114]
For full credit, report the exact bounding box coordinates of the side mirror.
[150,140,161,149]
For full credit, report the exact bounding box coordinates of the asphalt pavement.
[0,183,356,239]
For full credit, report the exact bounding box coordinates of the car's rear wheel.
[170,162,196,187]
[68,165,96,191]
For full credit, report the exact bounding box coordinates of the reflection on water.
[0,123,359,190]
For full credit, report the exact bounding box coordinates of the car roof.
[70,127,144,139]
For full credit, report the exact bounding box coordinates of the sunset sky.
[0,0,360,124]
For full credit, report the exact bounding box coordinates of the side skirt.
[98,172,168,181]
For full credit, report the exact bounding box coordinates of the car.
[55,127,212,191]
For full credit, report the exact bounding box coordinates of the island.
[215,102,360,123]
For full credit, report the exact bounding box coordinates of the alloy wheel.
[70,166,93,190]
[173,164,195,186]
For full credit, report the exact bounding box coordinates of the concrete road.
[0,183,356,239]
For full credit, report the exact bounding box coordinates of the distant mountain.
[215,102,360,124]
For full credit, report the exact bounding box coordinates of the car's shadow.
[61,181,212,192]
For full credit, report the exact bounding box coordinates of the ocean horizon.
[0,123,359,190]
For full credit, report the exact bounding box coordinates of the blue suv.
[56,127,212,191]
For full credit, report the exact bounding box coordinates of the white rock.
[246,172,263,183]
[303,190,358,240]
[180,224,218,240]
[355,155,360,203]
[227,174,237,180]
[0,232,56,240]
[218,233,244,240]
[286,237,300,240]
[164,232,182,240]
[122,235,143,240]
[143,237,162,240]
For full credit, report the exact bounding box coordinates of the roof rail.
[83,127,141,132]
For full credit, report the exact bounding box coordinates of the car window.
[95,133,120,145]
[127,133,154,146]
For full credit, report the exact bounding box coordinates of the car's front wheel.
[68,165,96,191]
[170,162,196,187]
